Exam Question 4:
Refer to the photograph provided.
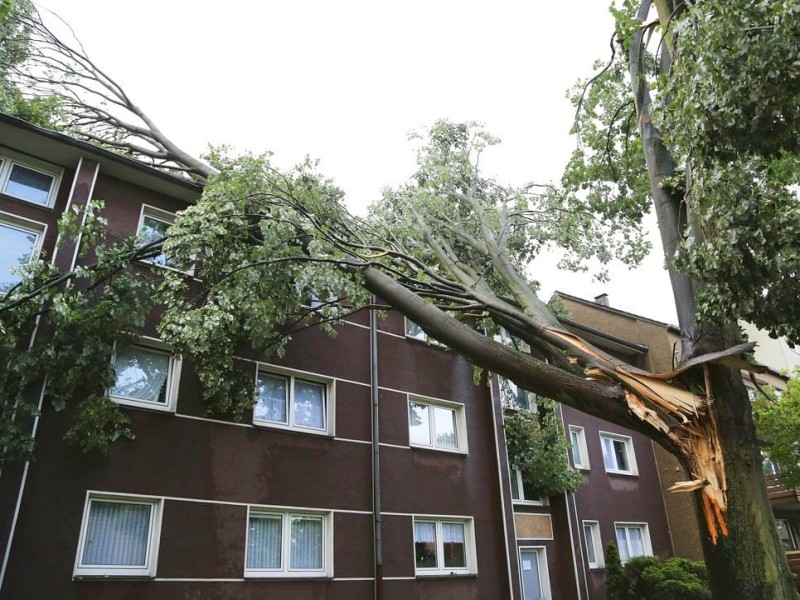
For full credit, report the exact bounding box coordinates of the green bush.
[604,544,710,600]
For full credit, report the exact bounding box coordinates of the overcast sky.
[39,0,678,325]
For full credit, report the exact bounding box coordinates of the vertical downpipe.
[370,300,384,600]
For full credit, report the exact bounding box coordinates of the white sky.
[39,0,678,326]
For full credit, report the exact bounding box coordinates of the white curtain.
[247,515,282,569]
[111,345,170,404]
[255,374,288,423]
[290,516,322,569]
[434,407,457,449]
[82,501,151,566]
[293,381,324,429]
[442,522,466,568]
[414,521,437,568]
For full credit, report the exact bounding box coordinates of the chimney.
[594,293,609,307]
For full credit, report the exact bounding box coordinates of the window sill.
[604,469,638,477]
[409,444,467,457]
[244,575,332,581]
[112,397,176,414]
[512,500,546,507]
[74,574,154,581]
[405,335,448,350]
[415,573,477,579]
[252,420,333,438]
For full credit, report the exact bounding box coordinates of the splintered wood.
[545,327,737,544]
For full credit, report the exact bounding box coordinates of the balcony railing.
[766,474,800,504]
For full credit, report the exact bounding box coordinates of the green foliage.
[0,0,60,126]
[0,201,155,464]
[606,550,710,600]
[158,150,370,420]
[752,373,800,488]
[605,543,631,600]
[503,400,582,496]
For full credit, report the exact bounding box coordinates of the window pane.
[290,516,323,569]
[255,374,288,423]
[111,345,170,404]
[615,527,629,562]
[433,406,458,449]
[628,527,644,557]
[776,520,796,550]
[409,402,431,446]
[138,215,170,266]
[294,380,325,429]
[602,437,615,470]
[405,319,425,339]
[570,430,583,465]
[442,522,466,568]
[414,521,437,568]
[0,222,37,293]
[5,164,53,205]
[510,468,521,500]
[82,501,151,566]
[584,524,597,564]
[613,440,629,472]
[247,515,282,569]
[521,477,540,502]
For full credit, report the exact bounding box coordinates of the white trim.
[407,395,468,454]
[73,492,163,578]
[81,489,373,515]
[135,203,195,275]
[0,149,63,208]
[253,363,335,436]
[412,515,477,577]
[599,431,638,476]
[518,546,552,600]
[109,337,182,413]
[379,442,410,450]
[581,520,604,568]
[568,425,590,470]
[244,506,333,579]
[613,522,653,562]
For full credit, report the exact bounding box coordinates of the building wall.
[0,126,513,599]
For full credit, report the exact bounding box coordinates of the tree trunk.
[694,365,796,598]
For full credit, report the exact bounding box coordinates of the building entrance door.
[520,548,543,600]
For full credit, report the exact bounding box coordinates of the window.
[0,214,45,293]
[614,523,652,563]
[254,368,331,434]
[136,205,176,268]
[0,153,61,207]
[74,494,162,577]
[582,521,604,568]
[519,547,551,600]
[569,426,590,470]
[499,377,535,411]
[245,509,331,578]
[600,432,637,475]
[510,467,544,505]
[109,341,181,411]
[776,519,798,551]
[408,397,466,453]
[413,518,474,576]
[404,318,444,347]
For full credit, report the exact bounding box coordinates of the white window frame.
[776,518,798,550]
[518,546,552,600]
[599,431,638,475]
[0,211,47,289]
[244,507,333,579]
[569,425,590,470]
[613,522,653,563]
[499,376,536,412]
[582,520,604,568]
[404,317,446,347]
[73,492,162,578]
[108,337,182,412]
[510,466,545,506]
[0,150,62,208]
[253,364,335,436]
[407,395,468,454]
[136,204,195,275]
[412,516,476,577]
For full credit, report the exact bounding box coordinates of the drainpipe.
[370,300,384,600]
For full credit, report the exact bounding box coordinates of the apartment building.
[0,113,680,599]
